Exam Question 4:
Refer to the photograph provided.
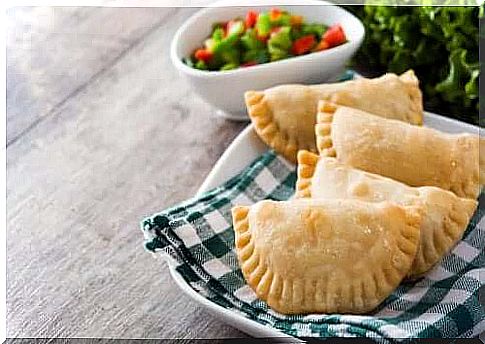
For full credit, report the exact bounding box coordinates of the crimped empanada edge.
[407,195,478,279]
[315,100,338,156]
[232,205,264,290]
[306,203,423,314]
[232,204,286,313]
[398,70,424,126]
[232,202,426,315]
[368,204,422,302]
[296,150,319,198]
[244,91,298,163]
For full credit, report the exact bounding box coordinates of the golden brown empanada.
[315,101,481,199]
[245,70,423,163]
[296,151,478,278]
[232,199,422,314]
[480,138,485,184]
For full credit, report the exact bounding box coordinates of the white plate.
[169,112,480,339]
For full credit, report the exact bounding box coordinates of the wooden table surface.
[7,7,249,339]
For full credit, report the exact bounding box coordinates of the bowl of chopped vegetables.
[170,0,365,120]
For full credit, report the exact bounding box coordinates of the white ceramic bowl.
[170,0,365,120]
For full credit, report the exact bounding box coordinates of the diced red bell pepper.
[241,61,257,67]
[313,40,329,52]
[323,24,346,47]
[245,10,258,28]
[270,26,282,36]
[194,49,213,62]
[222,21,229,36]
[291,35,316,55]
[269,8,282,21]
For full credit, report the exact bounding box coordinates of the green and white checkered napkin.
[141,151,485,340]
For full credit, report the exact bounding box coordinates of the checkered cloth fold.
[141,150,484,341]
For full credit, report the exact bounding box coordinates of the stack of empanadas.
[232,71,480,315]
[245,70,423,163]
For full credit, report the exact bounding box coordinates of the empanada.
[315,101,481,199]
[232,199,422,314]
[245,70,423,163]
[296,151,478,278]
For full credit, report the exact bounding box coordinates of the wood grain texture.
[7,7,249,339]
[6,7,175,145]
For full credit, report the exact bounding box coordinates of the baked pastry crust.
[232,199,422,314]
[315,101,481,199]
[245,70,423,163]
[296,151,478,278]
[480,138,485,185]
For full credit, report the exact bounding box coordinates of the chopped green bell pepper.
[256,13,271,37]
[184,8,347,71]
[268,26,292,61]
[241,29,265,51]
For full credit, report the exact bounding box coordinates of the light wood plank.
[6,7,175,145]
[7,8,249,339]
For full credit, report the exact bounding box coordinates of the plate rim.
[167,111,480,339]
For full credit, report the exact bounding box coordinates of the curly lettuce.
[346,6,480,124]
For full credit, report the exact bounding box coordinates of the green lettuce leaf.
[345,5,479,123]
